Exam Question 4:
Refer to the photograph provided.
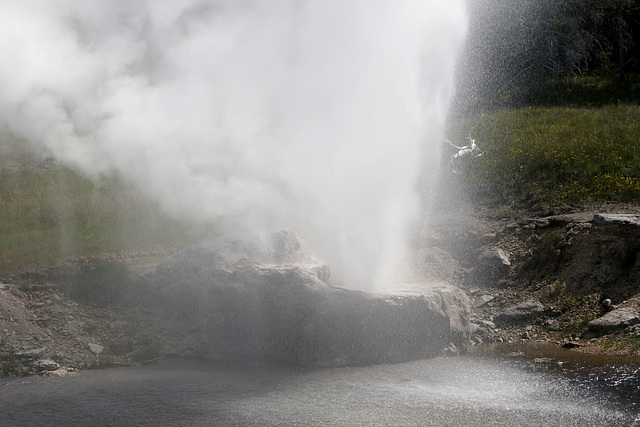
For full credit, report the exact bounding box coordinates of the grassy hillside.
[441,103,640,212]
[2,78,639,273]
[0,161,200,274]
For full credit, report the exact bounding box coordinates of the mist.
[0,1,467,290]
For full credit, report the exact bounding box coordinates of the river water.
[1,345,639,426]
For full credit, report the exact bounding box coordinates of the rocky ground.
[0,254,171,377]
[419,205,640,357]
[2,205,640,376]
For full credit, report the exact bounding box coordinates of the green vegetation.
[540,280,578,314]
[50,354,65,365]
[526,231,565,268]
[540,280,570,304]
[443,102,640,208]
[460,1,640,113]
[601,331,640,354]
[0,354,25,376]
[0,160,204,275]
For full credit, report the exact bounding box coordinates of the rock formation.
[143,231,470,366]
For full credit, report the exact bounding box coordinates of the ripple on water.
[1,352,639,426]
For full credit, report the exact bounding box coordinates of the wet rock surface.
[1,231,471,375]
[142,231,470,366]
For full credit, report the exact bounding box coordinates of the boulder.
[593,213,640,227]
[544,319,560,331]
[32,359,59,373]
[478,248,511,267]
[88,343,104,355]
[470,323,487,336]
[145,231,470,367]
[474,295,494,308]
[479,319,496,329]
[587,307,640,332]
[493,299,544,326]
[470,249,511,286]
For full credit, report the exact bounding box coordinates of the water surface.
[1,350,639,426]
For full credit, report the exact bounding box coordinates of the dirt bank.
[0,254,172,376]
[419,205,640,357]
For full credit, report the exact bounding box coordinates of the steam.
[0,1,467,290]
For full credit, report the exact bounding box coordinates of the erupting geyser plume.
[0,1,466,290]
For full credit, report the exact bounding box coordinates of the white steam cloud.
[0,1,467,290]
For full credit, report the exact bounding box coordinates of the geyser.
[0,1,467,290]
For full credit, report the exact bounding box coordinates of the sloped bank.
[138,231,471,366]
[420,210,640,354]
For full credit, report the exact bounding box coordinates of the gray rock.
[146,231,470,367]
[593,213,640,227]
[16,347,47,359]
[587,307,640,332]
[477,248,511,267]
[442,343,459,356]
[88,343,104,355]
[470,322,479,334]
[470,323,489,337]
[32,359,59,372]
[474,295,494,308]
[544,319,561,331]
[518,218,551,229]
[493,299,544,326]
[628,324,640,337]
[433,283,472,346]
[42,367,73,377]
[479,320,496,329]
